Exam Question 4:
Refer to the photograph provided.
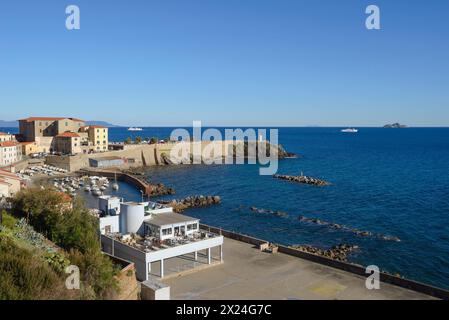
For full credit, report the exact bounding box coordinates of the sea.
[2,126,449,290]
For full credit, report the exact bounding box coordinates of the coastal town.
[1,116,447,301]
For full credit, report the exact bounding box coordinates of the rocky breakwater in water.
[273,174,330,186]
[140,176,175,196]
[298,215,401,242]
[290,244,359,262]
[250,207,288,218]
[160,195,221,213]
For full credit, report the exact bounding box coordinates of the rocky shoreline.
[290,244,359,262]
[273,174,330,186]
[160,195,222,213]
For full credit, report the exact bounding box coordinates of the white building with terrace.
[97,195,224,281]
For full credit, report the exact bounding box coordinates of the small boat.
[341,128,358,133]
[84,186,91,192]
[128,127,143,131]
[112,172,119,191]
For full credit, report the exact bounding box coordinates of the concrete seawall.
[46,141,240,172]
[200,224,449,300]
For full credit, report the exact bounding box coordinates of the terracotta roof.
[0,141,19,147]
[0,170,21,180]
[88,125,107,129]
[19,117,85,122]
[56,131,80,138]
[0,132,10,135]
[20,141,35,145]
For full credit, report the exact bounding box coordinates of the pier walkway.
[164,237,435,300]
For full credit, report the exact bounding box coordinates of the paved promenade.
[164,238,434,300]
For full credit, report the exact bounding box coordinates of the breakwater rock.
[290,244,359,262]
[148,183,175,197]
[250,207,288,218]
[273,174,330,186]
[160,195,221,213]
[298,215,401,242]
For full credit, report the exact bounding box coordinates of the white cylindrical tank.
[120,202,146,234]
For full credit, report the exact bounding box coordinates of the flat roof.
[145,213,199,227]
[90,156,123,161]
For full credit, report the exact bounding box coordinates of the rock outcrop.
[273,174,330,186]
[383,123,407,128]
[160,195,221,213]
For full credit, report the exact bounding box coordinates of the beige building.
[0,141,23,167]
[0,132,14,143]
[20,141,40,156]
[54,132,82,155]
[88,125,109,152]
[18,117,85,142]
[0,169,22,197]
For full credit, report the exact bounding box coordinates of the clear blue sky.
[1,0,448,126]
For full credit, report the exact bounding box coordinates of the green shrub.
[1,210,17,229]
[8,188,119,299]
[0,234,76,300]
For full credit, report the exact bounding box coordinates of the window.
[187,223,198,231]
[65,122,68,126]
[162,228,172,236]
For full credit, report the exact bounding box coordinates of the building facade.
[0,132,14,143]
[0,169,22,197]
[88,125,109,152]
[20,141,39,156]
[0,141,22,167]
[54,132,82,155]
[18,117,85,142]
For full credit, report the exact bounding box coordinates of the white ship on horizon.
[128,127,143,131]
[341,128,358,133]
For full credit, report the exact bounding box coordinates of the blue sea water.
[3,126,449,289]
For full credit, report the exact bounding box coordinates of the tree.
[135,136,142,144]
[124,137,132,145]
[149,137,158,144]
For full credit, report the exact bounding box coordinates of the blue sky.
[0,0,448,126]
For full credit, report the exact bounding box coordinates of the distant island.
[383,123,407,128]
[0,120,120,128]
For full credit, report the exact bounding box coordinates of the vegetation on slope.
[1,188,120,300]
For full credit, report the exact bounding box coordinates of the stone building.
[18,117,85,142]
[54,132,82,155]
